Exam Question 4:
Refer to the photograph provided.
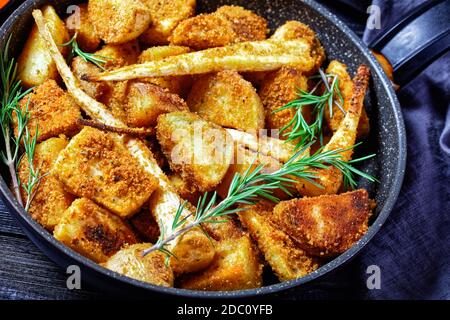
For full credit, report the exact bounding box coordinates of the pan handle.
[369,0,450,86]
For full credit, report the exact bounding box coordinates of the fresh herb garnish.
[142,142,376,258]
[274,68,345,149]
[0,36,37,208]
[61,33,108,70]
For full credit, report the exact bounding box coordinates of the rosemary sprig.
[0,36,33,207]
[142,143,376,258]
[274,68,345,149]
[61,33,108,70]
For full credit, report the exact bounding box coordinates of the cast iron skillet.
[0,0,406,298]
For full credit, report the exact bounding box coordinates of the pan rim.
[0,0,406,298]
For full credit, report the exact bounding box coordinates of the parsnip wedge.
[85,39,316,82]
[296,65,370,196]
[33,9,215,274]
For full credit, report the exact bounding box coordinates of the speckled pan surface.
[0,0,406,298]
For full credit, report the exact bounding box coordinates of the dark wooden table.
[0,0,367,300]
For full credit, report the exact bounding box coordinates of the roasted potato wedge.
[88,0,151,44]
[103,243,174,287]
[17,137,74,231]
[17,5,70,88]
[324,60,370,139]
[273,190,372,257]
[188,70,265,132]
[124,81,188,128]
[239,202,319,281]
[54,198,138,263]
[170,5,267,49]
[179,220,263,291]
[140,0,196,45]
[53,127,158,218]
[15,80,81,142]
[157,111,233,192]
[259,67,310,132]
[65,3,101,52]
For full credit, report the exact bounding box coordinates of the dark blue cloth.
[313,0,450,300]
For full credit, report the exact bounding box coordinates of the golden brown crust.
[95,41,141,70]
[71,56,109,100]
[239,202,320,281]
[188,70,265,132]
[168,173,201,206]
[54,198,138,263]
[259,67,310,132]
[17,137,75,231]
[179,221,263,291]
[272,189,372,257]
[129,208,160,244]
[15,80,81,143]
[17,5,70,88]
[103,243,174,287]
[65,3,101,52]
[139,0,196,45]
[125,81,188,128]
[88,0,151,44]
[271,21,325,73]
[156,111,233,192]
[324,60,370,139]
[53,127,158,218]
[170,5,267,50]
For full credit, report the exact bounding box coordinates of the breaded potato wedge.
[324,60,370,139]
[17,5,70,88]
[71,56,109,100]
[168,173,201,205]
[17,137,74,231]
[271,20,325,73]
[88,0,151,44]
[157,111,233,192]
[170,5,267,50]
[140,0,196,45]
[54,198,138,263]
[65,3,100,52]
[103,243,174,287]
[53,127,158,218]
[215,5,268,42]
[87,39,316,82]
[188,70,265,132]
[259,67,310,132]
[124,81,188,128]
[15,80,80,142]
[296,65,370,196]
[179,220,263,291]
[129,208,160,243]
[273,189,372,257]
[239,202,319,281]
[138,46,192,96]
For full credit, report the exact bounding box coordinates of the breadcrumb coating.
[15,80,81,143]
[273,190,372,257]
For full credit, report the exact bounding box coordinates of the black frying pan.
[0,0,406,298]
